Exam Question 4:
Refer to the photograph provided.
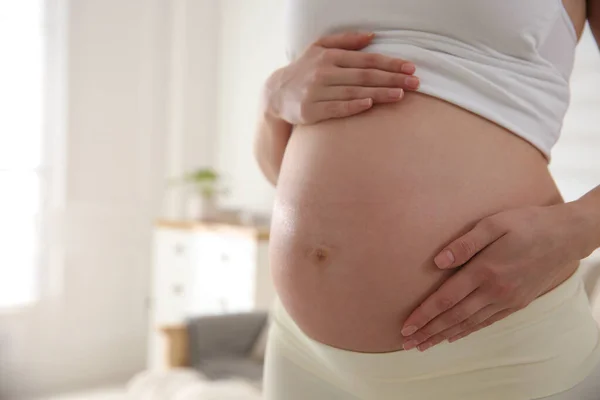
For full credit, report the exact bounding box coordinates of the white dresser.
[147,220,274,370]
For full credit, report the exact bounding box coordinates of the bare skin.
[260,0,592,353]
[401,0,600,351]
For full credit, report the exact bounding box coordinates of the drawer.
[154,230,191,264]
[218,234,256,268]
[190,234,255,281]
[153,229,193,324]
[153,229,192,290]
[185,232,257,315]
[154,281,187,324]
[154,228,260,318]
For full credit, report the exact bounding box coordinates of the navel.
[307,245,334,267]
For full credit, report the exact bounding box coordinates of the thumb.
[434,217,506,269]
[316,31,375,51]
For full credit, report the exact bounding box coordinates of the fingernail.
[366,32,375,38]
[359,98,373,108]
[403,340,418,351]
[434,249,454,269]
[418,343,433,352]
[405,76,420,89]
[401,326,417,336]
[388,89,404,100]
[401,63,416,74]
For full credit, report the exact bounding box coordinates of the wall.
[162,0,221,219]
[0,0,171,398]
[215,0,287,214]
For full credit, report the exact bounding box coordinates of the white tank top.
[284,0,578,160]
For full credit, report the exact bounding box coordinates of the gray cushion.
[187,312,268,362]
[249,318,271,362]
[196,357,263,383]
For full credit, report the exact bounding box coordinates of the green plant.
[174,167,225,199]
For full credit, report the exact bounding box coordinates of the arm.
[573,185,600,252]
[397,5,600,351]
[568,0,600,249]
[589,0,600,45]
[400,192,600,351]
[253,82,293,186]
[253,32,420,186]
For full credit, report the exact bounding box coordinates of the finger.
[324,68,420,90]
[316,31,375,51]
[317,86,404,103]
[402,289,491,349]
[411,334,445,352]
[414,304,503,351]
[334,51,416,75]
[448,308,517,343]
[401,270,480,337]
[434,216,507,270]
[311,98,373,121]
[434,304,502,343]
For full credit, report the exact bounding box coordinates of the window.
[0,1,45,308]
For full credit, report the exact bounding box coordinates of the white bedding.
[127,369,261,400]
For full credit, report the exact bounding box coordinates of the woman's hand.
[264,32,420,125]
[400,202,598,351]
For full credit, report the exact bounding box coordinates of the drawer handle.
[174,243,185,255]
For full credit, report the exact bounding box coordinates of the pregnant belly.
[270,92,573,353]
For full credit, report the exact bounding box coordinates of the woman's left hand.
[400,202,593,352]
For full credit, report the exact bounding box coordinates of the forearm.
[568,184,600,258]
[589,0,600,46]
[576,2,600,254]
[253,89,293,186]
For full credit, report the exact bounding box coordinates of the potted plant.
[176,167,226,221]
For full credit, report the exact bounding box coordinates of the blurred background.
[0,1,598,399]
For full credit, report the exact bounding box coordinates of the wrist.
[563,197,600,259]
[262,104,290,129]
[262,67,286,121]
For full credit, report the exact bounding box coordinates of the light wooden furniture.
[148,220,273,370]
[160,325,189,368]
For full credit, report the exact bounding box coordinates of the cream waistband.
[270,269,600,400]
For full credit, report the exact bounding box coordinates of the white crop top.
[284,0,578,160]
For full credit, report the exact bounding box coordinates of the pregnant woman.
[254,0,600,399]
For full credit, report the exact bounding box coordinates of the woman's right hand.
[264,31,420,125]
